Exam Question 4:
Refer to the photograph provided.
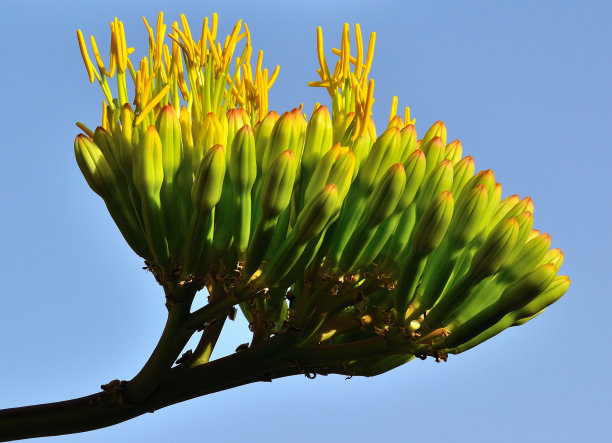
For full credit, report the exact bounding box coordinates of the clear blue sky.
[1,1,610,441]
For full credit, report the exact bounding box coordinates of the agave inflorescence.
[75,12,569,380]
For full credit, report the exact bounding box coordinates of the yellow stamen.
[76,30,95,83]
[101,101,109,130]
[134,84,171,126]
[76,122,94,138]
[268,65,280,88]
[355,24,363,78]
[404,106,415,125]
[389,96,398,122]
[90,35,108,77]
[362,32,376,79]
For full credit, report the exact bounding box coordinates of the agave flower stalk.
[0,13,569,440]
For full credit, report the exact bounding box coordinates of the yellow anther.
[109,22,117,77]
[155,13,165,69]
[76,122,94,138]
[101,101,109,130]
[134,84,171,126]
[116,19,128,73]
[199,17,209,68]
[316,27,331,81]
[90,35,108,76]
[355,24,363,78]
[341,23,350,80]
[404,106,415,125]
[268,65,280,88]
[76,30,95,83]
[362,32,376,79]
[389,96,398,122]
[211,12,218,41]
[142,16,155,50]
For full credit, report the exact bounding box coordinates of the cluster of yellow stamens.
[76,12,279,134]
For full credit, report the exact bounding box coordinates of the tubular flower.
[75,13,569,373]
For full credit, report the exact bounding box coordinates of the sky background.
[0,0,610,441]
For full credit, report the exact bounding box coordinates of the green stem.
[123,283,197,404]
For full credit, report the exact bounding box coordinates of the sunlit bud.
[254,111,279,171]
[302,105,333,181]
[450,156,475,196]
[423,136,445,177]
[396,149,426,211]
[469,217,519,280]
[362,163,406,227]
[540,248,564,270]
[444,140,462,165]
[263,110,301,174]
[417,159,453,216]
[411,191,454,257]
[513,275,570,325]
[420,120,447,150]
[192,145,226,212]
[357,126,401,194]
[387,115,404,130]
[261,150,297,218]
[179,105,193,171]
[398,124,417,161]
[447,184,489,248]
[293,184,339,243]
[227,107,251,161]
[156,105,183,182]
[74,134,115,198]
[504,232,552,281]
[133,125,164,196]
[496,263,558,313]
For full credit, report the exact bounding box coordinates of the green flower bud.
[421,120,447,150]
[444,139,462,165]
[450,156,475,196]
[469,217,520,281]
[411,191,454,257]
[302,105,333,182]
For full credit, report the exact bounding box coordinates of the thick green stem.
[123,283,197,404]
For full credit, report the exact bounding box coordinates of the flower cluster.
[74,13,568,370]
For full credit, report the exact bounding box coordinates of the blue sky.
[0,0,610,441]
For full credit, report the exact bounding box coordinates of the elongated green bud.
[450,156,475,196]
[75,134,149,259]
[503,232,552,282]
[262,185,338,285]
[293,184,340,243]
[302,105,333,181]
[255,111,279,172]
[445,140,462,165]
[229,125,257,254]
[226,107,251,161]
[513,275,570,325]
[305,145,354,203]
[421,120,447,150]
[447,184,489,248]
[133,126,164,199]
[540,248,564,270]
[338,164,406,272]
[357,126,401,195]
[396,149,426,212]
[262,110,302,174]
[192,145,226,212]
[362,163,406,227]
[440,264,558,350]
[133,125,168,266]
[469,217,519,281]
[423,136,445,177]
[261,150,298,218]
[416,159,454,217]
[184,145,226,274]
[156,105,183,182]
[93,127,121,173]
[398,124,417,161]
[411,191,455,257]
[74,134,115,198]
[194,113,224,171]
